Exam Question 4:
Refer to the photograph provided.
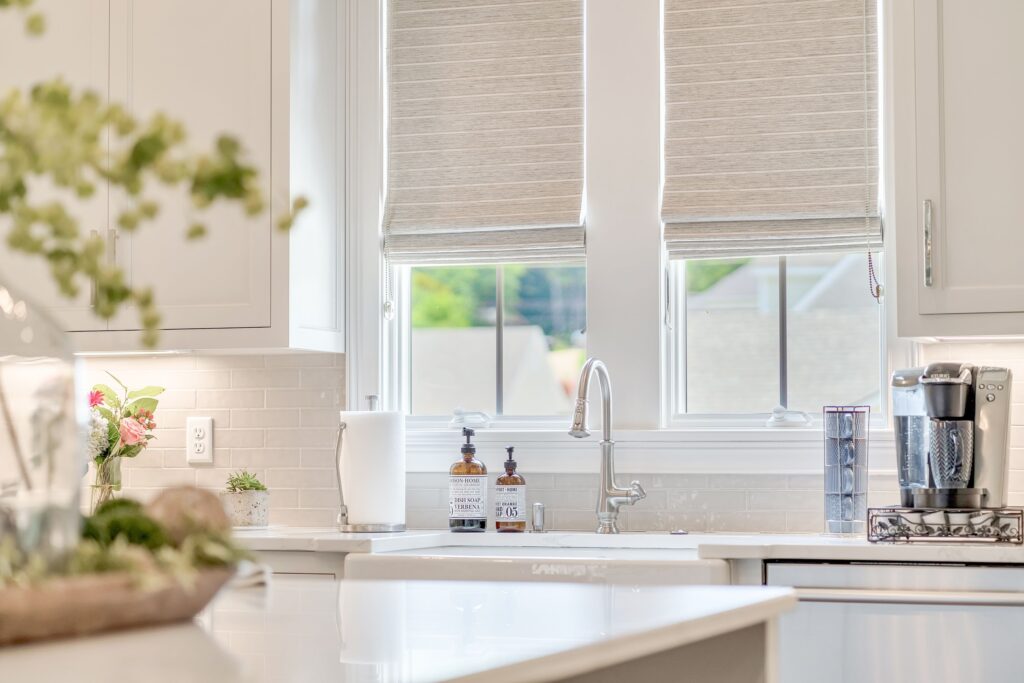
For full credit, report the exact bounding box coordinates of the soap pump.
[495,446,526,532]
[448,427,487,532]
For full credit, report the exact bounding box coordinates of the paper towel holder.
[335,395,407,533]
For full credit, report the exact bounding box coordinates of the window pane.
[501,264,586,416]
[787,253,882,412]
[685,257,780,413]
[409,266,497,416]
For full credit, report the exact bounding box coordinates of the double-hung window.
[383,0,587,423]
[663,0,886,424]
[360,0,893,434]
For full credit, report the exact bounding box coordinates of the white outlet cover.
[186,416,214,465]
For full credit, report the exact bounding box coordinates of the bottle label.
[494,485,527,523]
[449,476,487,519]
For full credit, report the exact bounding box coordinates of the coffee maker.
[892,363,1011,509]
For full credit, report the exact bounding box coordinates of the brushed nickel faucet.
[569,358,646,534]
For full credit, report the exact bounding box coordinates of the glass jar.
[0,277,84,568]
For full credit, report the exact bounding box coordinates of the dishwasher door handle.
[795,587,1024,607]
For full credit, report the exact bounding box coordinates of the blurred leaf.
[127,385,164,399]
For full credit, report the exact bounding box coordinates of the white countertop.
[0,577,795,683]
[235,527,1024,564]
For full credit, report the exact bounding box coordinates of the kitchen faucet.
[569,358,646,534]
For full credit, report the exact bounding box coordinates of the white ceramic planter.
[221,490,269,528]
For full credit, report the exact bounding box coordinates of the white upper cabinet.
[0,0,109,331]
[107,0,274,332]
[891,0,1024,338]
[0,0,346,351]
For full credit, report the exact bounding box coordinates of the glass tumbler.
[823,405,870,535]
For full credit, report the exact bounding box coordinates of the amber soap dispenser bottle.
[449,427,487,532]
[495,446,526,532]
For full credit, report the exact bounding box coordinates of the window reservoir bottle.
[495,446,526,532]
[449,427,487,531]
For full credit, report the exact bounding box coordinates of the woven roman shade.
[384,0,585,265]
[662,0,881,259]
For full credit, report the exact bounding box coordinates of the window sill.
[405,426,896,475]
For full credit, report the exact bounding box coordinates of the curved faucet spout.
[568,358,612,442]
[567,357,643,533]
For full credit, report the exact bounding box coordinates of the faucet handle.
[630,480,647,500]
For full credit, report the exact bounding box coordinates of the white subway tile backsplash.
[266,388,343,408]
[299,448,338,468]
[197,389,265,409]
[298,488,341,509]
[131,468,197,488]
[747,490,822,512]
[80,341,1024,534]
[667,489,746,512]
[230,408,301,428]
[265,468,335,489]
[81,353,346,524]
[231,448,302,469]
[708,474,788,490]
[230,368,302,389]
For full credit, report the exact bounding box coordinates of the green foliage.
[0,0,43,35]
[226,470,267,492]
[94,498,143,516]
[685,259,751,293]
[410,265,586,349]
[83,502,170,551]
[0,10,307,347]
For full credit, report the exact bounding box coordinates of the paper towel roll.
[338,411,405,526]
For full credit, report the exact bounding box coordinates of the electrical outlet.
[186,416,214,464]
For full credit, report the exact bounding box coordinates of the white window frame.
[665,255,898,430]
[345,0,915,471]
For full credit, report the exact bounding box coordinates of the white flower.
[87,409,109,460]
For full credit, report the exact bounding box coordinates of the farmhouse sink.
[343,544,730,585]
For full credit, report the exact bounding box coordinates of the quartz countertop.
[0,577,795,683]
[234,527,1024,564]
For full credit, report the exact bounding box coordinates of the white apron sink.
[343,543,729,585]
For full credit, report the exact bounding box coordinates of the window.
[404,263,586,419]
[671,253,884,420]
[349,2,904,441]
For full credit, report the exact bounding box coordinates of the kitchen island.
[0,577,795,683]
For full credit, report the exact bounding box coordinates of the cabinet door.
[107,0,273,331]
[0,0,110,331]
[914,0,1024,316]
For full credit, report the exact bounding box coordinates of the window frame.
[346,0,916,460]
[394,264,588,430]
[665,254,895,430]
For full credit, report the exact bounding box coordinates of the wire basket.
[867,507,1023,544]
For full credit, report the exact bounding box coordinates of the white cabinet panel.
[107,0,273,331]
[914,0,1024,315]
[893,0,1024,337]
[777,600,1024,683]
[0,0,109,331]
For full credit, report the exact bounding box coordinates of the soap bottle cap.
[461,427,476,455]
[504,446,517,470]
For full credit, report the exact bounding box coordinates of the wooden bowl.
[0,566,235,646]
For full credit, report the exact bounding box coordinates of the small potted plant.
[221,470,269,528]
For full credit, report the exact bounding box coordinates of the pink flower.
[118,417,147,446]
[88,390,104,408]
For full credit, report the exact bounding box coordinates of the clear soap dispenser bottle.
[495,446,526,532]
[449,427,487,532]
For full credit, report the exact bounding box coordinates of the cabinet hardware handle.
[106,228,118,265]
[922,199,934,287]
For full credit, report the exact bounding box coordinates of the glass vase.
[0,276,85,569]
[91,456,122,512]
